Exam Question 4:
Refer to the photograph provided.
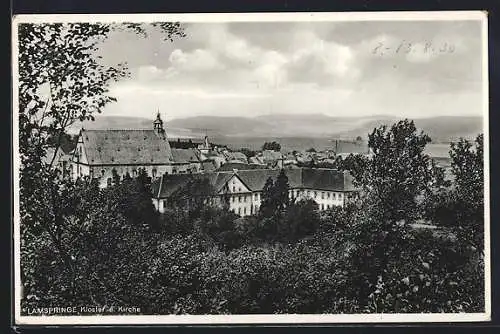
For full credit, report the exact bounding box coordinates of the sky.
[96,19,485,121]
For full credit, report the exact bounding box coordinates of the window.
[238,208,241,215]
[239,196,242,203]
[314,191,317,198]
[244,196,247,202]
[321,204,324,210]
[327,192,330,199]
[101,169,105,177]
[106,178,112,187]
[232,186,235,192]
[333,193,337,200]
[244,207,247,215]
[152,168,157,178]
[339,193,343,200]
[321,192,325,199]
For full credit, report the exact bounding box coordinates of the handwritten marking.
[371,40,456,57]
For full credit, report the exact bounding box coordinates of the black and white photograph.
[12,12,490,324]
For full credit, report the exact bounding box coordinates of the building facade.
[70,113,201,187]
[151,168,359,216]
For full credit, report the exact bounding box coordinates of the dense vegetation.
[17,22,485,315]
[20,120,485,314]
[262,141,282,152]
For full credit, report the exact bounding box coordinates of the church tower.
[153,111,166,139]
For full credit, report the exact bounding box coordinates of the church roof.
[152,168,358,199]
[80,129,174,165]
[171,148,200,163]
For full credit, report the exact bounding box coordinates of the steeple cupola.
[153,111,166,139]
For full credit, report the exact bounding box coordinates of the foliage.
[18,22,185,311]
[360,119,446,223]
[239,147,256,159]
[425,134,484,252]
[262,141,281,152]
[258,169,290,220]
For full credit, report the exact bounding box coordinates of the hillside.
[68,114,483,143]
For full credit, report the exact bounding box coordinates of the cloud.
[168,48,224,71]
[100,20,484,120]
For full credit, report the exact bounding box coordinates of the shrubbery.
[20,123,485,315]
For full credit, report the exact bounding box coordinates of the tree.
[426,134,484,252]
[18,22,185,309]
[361,119,444,223]
[280,199,320,241]
[240,148,256,159]
[259,170,290,220]
[274,169,290,214]
[341,154,369,183]
[345,119,446,303]
[306,147,316,153]
[111,168,120,186]
[262,141,281,152]
[258,177,276,219]
[450,134,484,251]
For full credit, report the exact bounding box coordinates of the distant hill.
[169,114,482,142]
[67,115,197,138]
[338,116,482,143]
[68,114,483,143]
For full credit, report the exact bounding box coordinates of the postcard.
[12,11,490,325]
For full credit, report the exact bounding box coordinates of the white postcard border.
[11,11,491,325]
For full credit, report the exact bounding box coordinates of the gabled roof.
[152,172,233,198]
[152,168,358,199]
[171,148,200,163]
[224,151,248,163]
[201,161,217,173]
[216,162,266,172]
[261,150,283,162]
[81,129,173,165]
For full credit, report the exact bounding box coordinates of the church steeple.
[153,111,166,139]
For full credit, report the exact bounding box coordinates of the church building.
[70,113,201,187]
